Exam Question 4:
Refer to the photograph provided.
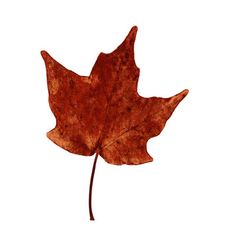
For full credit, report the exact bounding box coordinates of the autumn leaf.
[41,26,188,220]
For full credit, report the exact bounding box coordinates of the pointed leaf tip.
[118,26,138,50]
[41,50,48,60]
[182,89,189,97]
[130,26,138,34]
[167,89,189,108]
[176,89,189,100]
[127,26,138,41]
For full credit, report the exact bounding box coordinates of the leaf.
[41,26,188,220]
[41,26,188,165]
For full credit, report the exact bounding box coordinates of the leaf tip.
[41,50,48,60]
[118,26,138,50]
[168,89,189,108]
[127,25,138,41]
[131,25,138,34]
[181,89,189,98]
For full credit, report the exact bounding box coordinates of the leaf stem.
[89,152,99,221]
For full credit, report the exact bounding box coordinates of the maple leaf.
[41,26,188,220]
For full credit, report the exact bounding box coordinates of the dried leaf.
[41,26,188,165]
[41,26,188,220]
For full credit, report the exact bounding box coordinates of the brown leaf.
[41,26,188,165]
[42,26,189,220]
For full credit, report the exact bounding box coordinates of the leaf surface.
[41,26,188,165]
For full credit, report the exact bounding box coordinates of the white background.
[0,0,236,235]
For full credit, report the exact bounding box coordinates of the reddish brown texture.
[42,26,188,220]
[41,26,188,165]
